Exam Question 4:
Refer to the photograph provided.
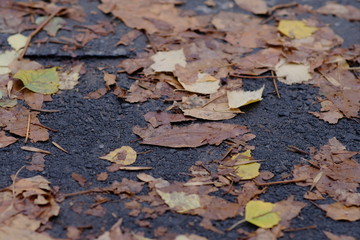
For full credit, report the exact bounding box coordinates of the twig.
[24,113,31,143]
[201,92,226,108]
[230,74,284,79]
[255,178,306,186]
[52,141,69,153]
[19,7,66,60]
[12,166,26,200]
[287,145,309,155]
[143,30,157,53]
[284,225,317,232]
[272,70,280,98]
[30,108,60,113]
[32,123,58,132]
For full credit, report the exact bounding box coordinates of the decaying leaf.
[178,73,220,95]
[133,123,249,148]
[35,16,66,37]
[0,50,19,75]
[14,68,59,94]
[310,100,344,124]
[245,200,281,228]
[100,146,137,165]
[227,85,265,108]
[278,20,318,39]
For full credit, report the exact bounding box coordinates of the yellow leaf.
[150,49,187,72]
[245,200,281,228]
[278,20,318,39]
[99,146,137,165]
[157,190,201,213]
[7,33,27,51]
[232,150,260,180]
[227,85,264,108]
[14,68,59,94]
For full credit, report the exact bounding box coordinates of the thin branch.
[255,178,306,186]
[19,7,66,60]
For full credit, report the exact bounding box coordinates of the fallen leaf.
[319,202,360,221]
[323,231,357,240]
[231,150,260,180]
[234,0,268,15]
[278,20,318,39]
[14,68,59,94]
[26,153,46,172]
[100,146,137,165]
[21,146,51,155]
[177,72,220,95]
[133,123,249,148]
[115,29,142,46]
[157,190,201,213]
[275,59,311,84]
[0,131,17,148]
[227,85,265,108]
[59,63,84,90]
[7,33,27,51]
[103,72,116,88]
[35,16,66,37]
[71,173,87,187]
[310,100,344,124]
[150,49,186,72]
[0,50,18,75]
[317,2,360,21]
[245,200,281,228]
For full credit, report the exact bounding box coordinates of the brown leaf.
[317,2,360,21]
[144,111,194,127]
[0,131,17,148]
[115,29,142,46]
[133,123,249,148]
[234,0,268,15]
[319,202,360,221]
[85,205,106,217]
[71,173,87,187]
[84,88,108,99]
[323,231,357,240]
[103,72,116,89]
[26,153,46,172]
[96,172,108,181]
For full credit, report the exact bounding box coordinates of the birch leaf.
[14,68,59,94]
[7,33,27,51]
[275,59,311,84]
[157,190,201,213]
[278,20,318,39]
[100,146,137,165]
[150,49,186,72]
[245,200,281,228]
[227,85,264,108]
[232,150,260,180]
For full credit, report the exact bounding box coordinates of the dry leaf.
[275,59,311,84]
[7,33,27,51]
[157,190,201,213]
[227,85,265,108]
[133,123,249,148]
[150,49,186,73]
[278,20,318,39]
[323,231,357,240]
[100,146,137,165]
[319,202,360,221]
[234,0,268,15]
[0,131,17,148]
[103,72,116,88]
[317,2,360,21]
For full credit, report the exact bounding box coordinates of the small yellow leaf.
[150,49,187,72]
[14,68,59,94]
[0,50,18,75]
[227,85,264,108]
[245,200,281,228]
[7,33,28,51]
[278,20,318,39]
[232,150,260,180]
[157,190,201,213]
[99,146,137,165]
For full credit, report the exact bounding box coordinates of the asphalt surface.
[1,0,359,239]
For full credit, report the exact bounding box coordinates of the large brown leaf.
[133,123,249,148]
